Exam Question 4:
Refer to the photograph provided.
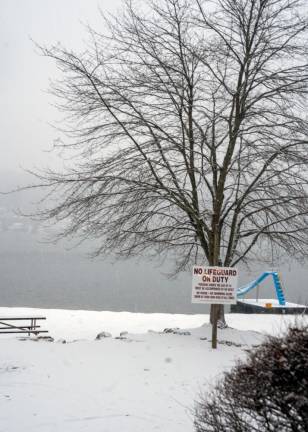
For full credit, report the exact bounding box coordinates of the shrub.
[194,326,308,432]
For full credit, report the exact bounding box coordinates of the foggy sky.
[0,0,121,174]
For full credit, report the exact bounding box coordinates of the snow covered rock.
[120,331,128,337]
[163,328,191,335]
[163,327,180,333]
[34,336,54,342]
[95,331,112,340]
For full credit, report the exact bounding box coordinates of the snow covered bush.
[194,326,308,432]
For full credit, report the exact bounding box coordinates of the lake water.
[0,231,307,313]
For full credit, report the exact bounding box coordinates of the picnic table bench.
[0,316,48,336]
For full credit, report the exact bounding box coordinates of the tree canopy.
[30,0,308,274]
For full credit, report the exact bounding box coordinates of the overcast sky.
[0,0,121,175]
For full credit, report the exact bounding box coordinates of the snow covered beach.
[0,308,306,432]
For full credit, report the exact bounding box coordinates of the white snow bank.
[0,308,306,432]
[0,306,305,340]
[0,307,208,340]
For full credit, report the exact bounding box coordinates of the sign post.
[192,266,238,349]
[212,304,218,349]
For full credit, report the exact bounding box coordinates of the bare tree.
[28,0,308,323]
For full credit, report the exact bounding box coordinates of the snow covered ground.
[0,308,306,432]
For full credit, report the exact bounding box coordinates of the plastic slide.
[237,271,286,306]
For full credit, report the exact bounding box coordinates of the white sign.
[192,266,238,304]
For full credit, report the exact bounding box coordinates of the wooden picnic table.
[0,316,48,335]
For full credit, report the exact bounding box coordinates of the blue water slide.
[237,271,286,306]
